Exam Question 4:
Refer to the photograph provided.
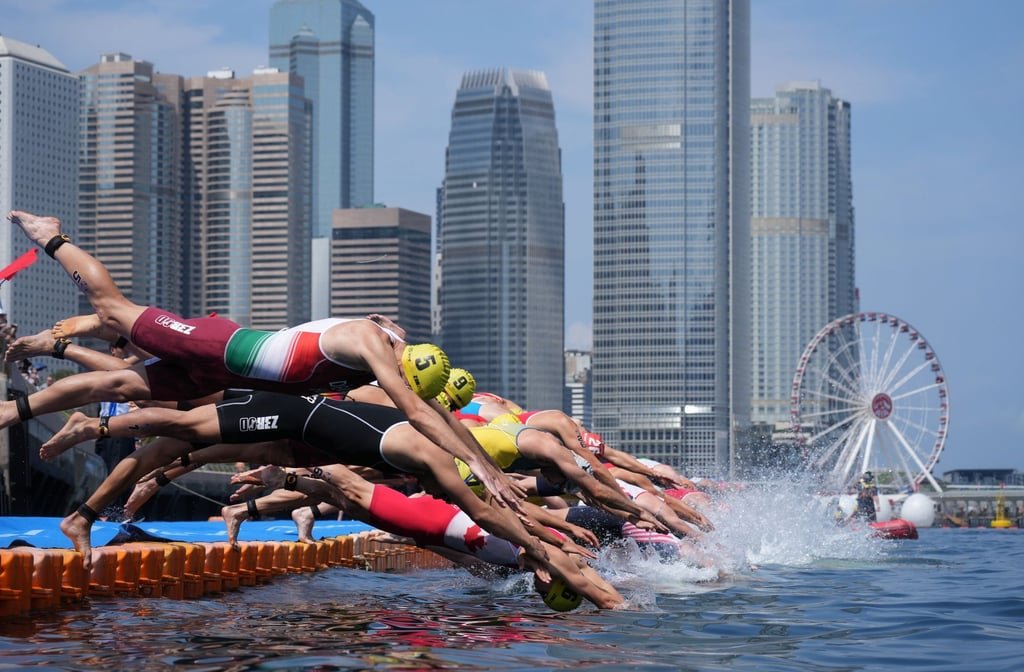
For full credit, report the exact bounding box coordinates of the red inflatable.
[869,518,919,540]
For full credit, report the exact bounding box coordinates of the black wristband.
[52,337,71,359]
[15,395,33,421]
[43,234,71,259]
[179,452,191,467]
[112,336,128,350]
[155,472,171,487]
[98,415,110,437]
[284,472,299,491]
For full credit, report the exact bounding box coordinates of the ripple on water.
[3,486,1024,670]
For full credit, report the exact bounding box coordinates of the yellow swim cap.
[444,368,476,409]
[540,577,583,612]
[401,343,451,400]
[435,390,456,412]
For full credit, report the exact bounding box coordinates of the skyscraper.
[270,0,375,320]
[750,82,854,430]
[440,69,565,411]
[269,0,375,235]
[592,0,751,475]
[79,53,185,314]
[0,37,79,338]
[329,207,432,343]
[184,68,312,329]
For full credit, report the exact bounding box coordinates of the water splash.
[597,540,722,607]
[591,476,891,604]
[99,504,138,523]
[702,478,890,567]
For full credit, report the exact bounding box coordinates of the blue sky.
[4,0,1022,473]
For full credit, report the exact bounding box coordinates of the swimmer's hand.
[561,538,597,561]
[567,525,600,549]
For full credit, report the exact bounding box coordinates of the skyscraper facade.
[0,37,79,337]
[184,68,312,329]
[564,349,593,428]
[440,69,565,411]
[592,0,751,475]
[750,82,854,428]
[269,0,375,235]
[329,207,432,343]
[79,53,185,315]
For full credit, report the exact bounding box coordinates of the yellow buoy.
[990,492,1015,528]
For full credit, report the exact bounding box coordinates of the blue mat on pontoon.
[0,516,372,550]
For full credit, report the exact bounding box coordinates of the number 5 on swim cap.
[401,343,451,399]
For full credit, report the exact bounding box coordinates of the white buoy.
[900,493,936,528]
[838,495,857,518]
[875,495,893,522]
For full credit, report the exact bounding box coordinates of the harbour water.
[2,486,1022,671]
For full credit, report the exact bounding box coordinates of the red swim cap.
[581,431,606,456]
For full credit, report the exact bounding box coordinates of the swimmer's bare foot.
[0,322,18,349]
[7,210,62,247]
[41,411,98,460]
[60,511,94,571]
[221,503,247,546]
[52,314,116,341]
[292,506,316,543]
[0,400,24,431]
[5,328,56,363]
[124,477,161,519]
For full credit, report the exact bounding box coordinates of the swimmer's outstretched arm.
[519,501,601,550]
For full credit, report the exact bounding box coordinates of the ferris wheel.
[790,312,949,492]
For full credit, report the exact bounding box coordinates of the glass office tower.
[269,0,374,237]
[592,0,751,475]
[440,69,565,411]
[750,82,854,429]
[0,37,79,338]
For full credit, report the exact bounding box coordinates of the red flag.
[0,248,39,281]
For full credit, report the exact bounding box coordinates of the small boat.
[869,518,918,539]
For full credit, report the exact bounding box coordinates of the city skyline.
[3,0,1021,474]
[591,0,750,475]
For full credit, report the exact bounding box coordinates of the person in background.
[95,401,137,471]
[854,471,878,522]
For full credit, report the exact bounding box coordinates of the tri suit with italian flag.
[128,309,399,401]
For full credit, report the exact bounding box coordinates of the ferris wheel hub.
[871,392,894,420]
